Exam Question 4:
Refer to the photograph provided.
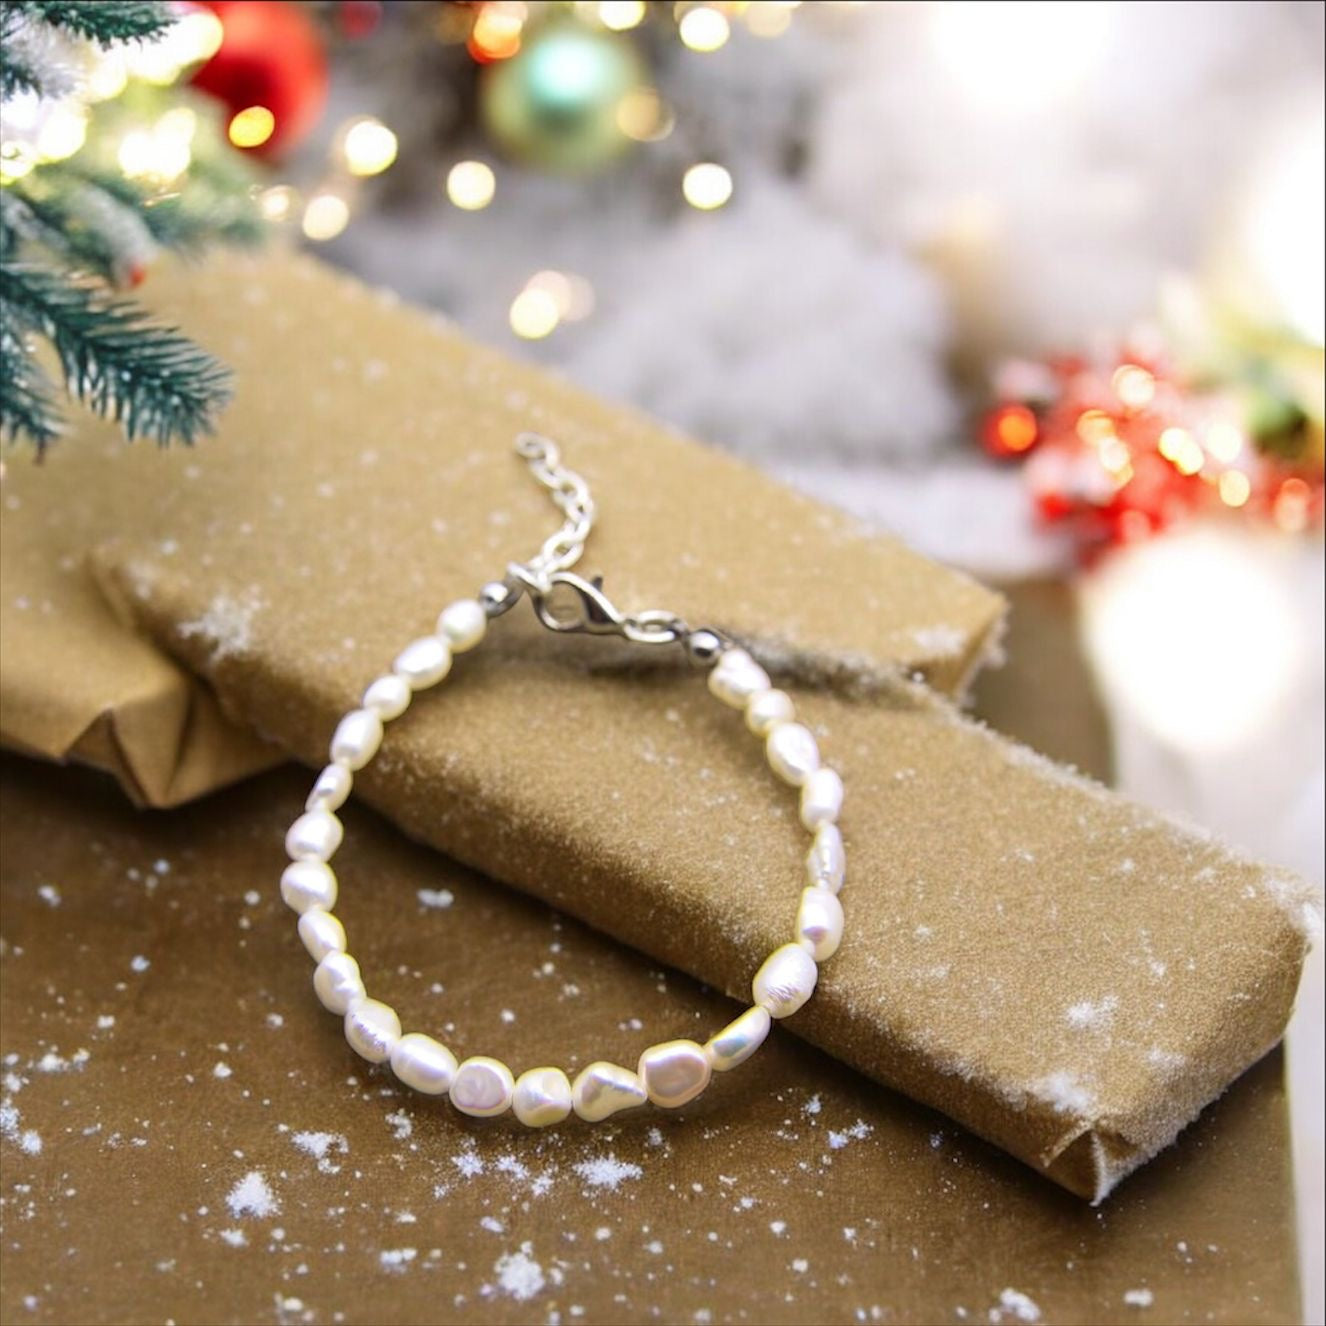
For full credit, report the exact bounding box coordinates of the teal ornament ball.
[480,20,644,174]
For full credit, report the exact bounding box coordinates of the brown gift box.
[0,251,1315,1205]
[0,758,1303,1325]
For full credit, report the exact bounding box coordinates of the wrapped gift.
[0,758,1303,1324]
[0,252,1314,1203]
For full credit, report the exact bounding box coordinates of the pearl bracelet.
[279,437,846,1126]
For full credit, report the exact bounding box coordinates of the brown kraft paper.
[0,758,1304,1325]
[1,251,1316,1202]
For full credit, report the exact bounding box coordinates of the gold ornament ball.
[480,20,645,174]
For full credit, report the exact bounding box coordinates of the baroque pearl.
[298,908,346,961]
[512,1067,573,1127]
[799,767,843,830]
[438,599,487,652]
[306,763,352,813]
[280,860,338,914]
[450,1057,515,1117]
[390,1033,457,1095]
[286,809,343,863]
[795,886,844,961]
[571,1061,647,1121]
[313,951,364,1014]
[330,708,383,770]
[704,1005,772,1071]
[638,1039,711,1108]
[745,687,795,736]
[766,722,820,786]
[344,998,401,1063]
[806,823,845,894]
[392,635,452,689]
[362,673,411,720]
[708,648,771,709]
[752,942,818,1018]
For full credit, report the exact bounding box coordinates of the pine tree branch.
[0,6,81,100]
[0,261,231,445]
[0,304,62,449]
[8,1,174,47]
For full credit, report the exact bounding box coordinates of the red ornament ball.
[191,1,328,157]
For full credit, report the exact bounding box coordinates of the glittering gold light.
[302,193,351,241]
[509,287,560,339]
[228,106,276,149]
[682,161,733,210]
[615,87,674,142]
[341,117,398,176]
[679,6,730,51]
[1218,470,1251,508]
[1112,363,1155,412]
[446,160,497,210]
[598,0,646,29]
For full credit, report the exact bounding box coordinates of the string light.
[682,162,733,210]
[118,108,197,183]
[302,192,351,241]
[616,87,674,142]
[469,2,526,62]
[525,269,596,322]
[1218,470,1251,508]
[1204,423,1245,464]
[34,103,89,162]
[123,9,224,84]
[1111,363,1155,412]
[446,160,497,210]
[598,0,647,29]
[228,106,276,149]
[509,287,560,339]
[746,3,795,38]
[341,117,398,176]
[258,185,299,222]
[678,6,731,52]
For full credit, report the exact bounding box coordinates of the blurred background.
[2,0,1322,1312]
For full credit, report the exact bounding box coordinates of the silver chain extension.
[485,435,727,660]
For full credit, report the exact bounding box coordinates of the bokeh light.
[341,117,398,176]
[682,162,733,210]
[302,193,351,241]
[446,160,497,210]
[509,287,561,338]
[228,106,276,149]
[679,7,731,52]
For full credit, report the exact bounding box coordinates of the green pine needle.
[0,306,62,449]
[9,1,175,47]
[0,261,232,445]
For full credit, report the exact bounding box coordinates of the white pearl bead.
[708,649,771,709]
[806,823,845,894]
[298,908,346,961]
[745,688,795,736]
[799,767,844,831]
[286,810,343,863]
[362,673,411,720]
[280,860,338,914]
[437,599,487,652]
[638,1040,711,1108]
[795,886,844,962]
[392,635,452,689]
[450,1057,515,1117]
[704,1005,772,1072]
[313,951,364,1014]
[330,708,383,771]
[305,763,352,813]
[766,722,820,786]
[390,1033,457,1095]
[512,1067,573,1127]
[344,998,401,1063]
[571,1062,647,1121]
[752,942,818,1018]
